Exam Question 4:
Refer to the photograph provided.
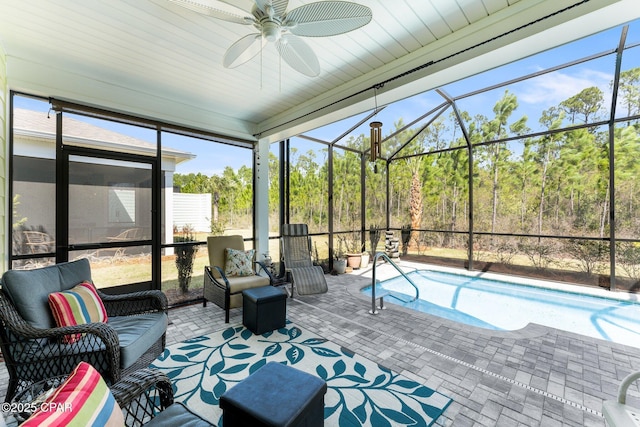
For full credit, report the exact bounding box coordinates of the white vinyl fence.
[173,193,211,232]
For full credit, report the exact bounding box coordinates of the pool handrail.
[370,252,420,314]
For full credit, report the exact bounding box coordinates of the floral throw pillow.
[224,248,255,277]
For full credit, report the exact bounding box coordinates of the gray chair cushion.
[1,259,92,329]
[108,312,168,369]
[13,314,167,370]
[144,402,215,426]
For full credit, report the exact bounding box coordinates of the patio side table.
[220,361,327,427]
[242,286,287,334]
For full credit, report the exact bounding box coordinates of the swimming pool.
[361,269,640,348]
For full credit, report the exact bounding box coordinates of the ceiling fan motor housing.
[261,19,282,42]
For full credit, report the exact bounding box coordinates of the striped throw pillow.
[49,281,108,344]
[22,361,124,427]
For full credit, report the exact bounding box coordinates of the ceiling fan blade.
[254,0,289,17]
[285,1,372,37]
[276,34,320,77]
[223,33,266,68]
[169,0,253,25]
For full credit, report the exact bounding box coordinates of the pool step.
[388,293,414,304]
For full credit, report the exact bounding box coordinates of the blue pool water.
[361,270,640,348]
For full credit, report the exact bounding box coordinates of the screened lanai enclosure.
[273,21,640,292]
[8,19,640,307]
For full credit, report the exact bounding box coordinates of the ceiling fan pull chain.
[279,52,282,93]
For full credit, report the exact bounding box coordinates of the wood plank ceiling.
[0,0,637,142]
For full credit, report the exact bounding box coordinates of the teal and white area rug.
[151,322,452,426]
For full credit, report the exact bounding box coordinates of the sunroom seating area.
[3,1,640,426]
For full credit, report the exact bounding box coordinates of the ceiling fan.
[169,0,372,77]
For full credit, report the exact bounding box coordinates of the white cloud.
[519,68,613,106]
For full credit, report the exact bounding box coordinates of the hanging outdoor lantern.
[370,121,382,162]
[369,83,383,163]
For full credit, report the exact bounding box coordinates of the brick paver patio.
[2,261,639,426]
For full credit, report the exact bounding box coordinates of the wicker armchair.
[0,258,168,402]
[111,368,176,426]
[92,368,213,426]
[203,235,273,322]
[14,367,210,427]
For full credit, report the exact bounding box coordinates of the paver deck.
[2,261,639,426]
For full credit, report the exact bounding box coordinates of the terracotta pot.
[346,253,362,269]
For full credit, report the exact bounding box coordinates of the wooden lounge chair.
[92,228,144,260]
[23,230,55,254]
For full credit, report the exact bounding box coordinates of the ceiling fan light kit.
[170,0,372,76]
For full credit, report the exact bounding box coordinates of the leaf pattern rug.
[151,321,452,426]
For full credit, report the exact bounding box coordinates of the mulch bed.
[164,287,205,307]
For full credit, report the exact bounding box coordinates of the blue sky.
[14,20,640,175]
[293,20,640,162]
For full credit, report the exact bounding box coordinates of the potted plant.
[332,239,347,274]
[343,234,363,270]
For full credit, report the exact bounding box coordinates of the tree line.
[174,68,640,266]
